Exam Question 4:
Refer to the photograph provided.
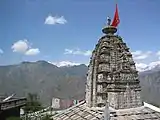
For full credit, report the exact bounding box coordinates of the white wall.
[52,98,60,109]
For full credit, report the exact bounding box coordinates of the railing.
[0,97,26,110]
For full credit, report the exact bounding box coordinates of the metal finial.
[107,16,111,26]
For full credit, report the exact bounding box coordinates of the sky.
[0,0,160,68]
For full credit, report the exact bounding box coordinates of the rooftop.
[0,96,26,111]
[52,101,160,120]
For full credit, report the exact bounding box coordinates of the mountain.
[0,60,160,107]
[136,61,160,72]
[139,70,160,107]
[0,61,87,106]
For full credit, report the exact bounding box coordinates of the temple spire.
[86,3,142,109]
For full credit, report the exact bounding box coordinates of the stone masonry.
[85,26,143,109]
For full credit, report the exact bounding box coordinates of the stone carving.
[85,26,143,109]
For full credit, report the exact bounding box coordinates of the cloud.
[156,51,160,56]
[44,15,67,25]
[11,40,29,53]
[0,49,3,54]
[132,50,152,60]
[134,54,149,60]
[156,51,160,59]
[25,48,40,56]
[11,39,40,56]
[132,50,142,56]
[64,48,92,56]
[51,61,81,67]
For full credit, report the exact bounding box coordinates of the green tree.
[24,93,43,113]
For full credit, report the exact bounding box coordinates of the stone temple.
[52,17,160,120]
[86,26,142,109]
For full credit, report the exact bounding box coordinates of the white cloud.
[132,50,142,56]
[64,48,92,56]
[44,15,67,25]
[25,48,40,56]
[11,39,40,56]
[64,49,73,54]
[132,50,152,60]
[11,40,29,53]
[156,51,160,56]
[134,54,149,60]
[84,50,92,56]
[156,51,160,59]
[51,61,81,67]
[0,49,3,54]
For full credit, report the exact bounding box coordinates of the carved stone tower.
[85,25,143,109]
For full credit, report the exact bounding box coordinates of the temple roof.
[52,101,103,120]
[52,101,160,120]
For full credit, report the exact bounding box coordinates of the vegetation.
[24,93,43,113]
[6,117,21,120]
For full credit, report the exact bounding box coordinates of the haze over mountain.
[0,60,160,107]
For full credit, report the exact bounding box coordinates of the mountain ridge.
[0,60,160,107]
[136,61,160,72]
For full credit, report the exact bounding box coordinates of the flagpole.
[117,0,120,36]
[117,24,120,36]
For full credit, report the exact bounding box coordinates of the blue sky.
[0,0,160,68]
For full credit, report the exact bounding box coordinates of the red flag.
[111,4,120,27]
